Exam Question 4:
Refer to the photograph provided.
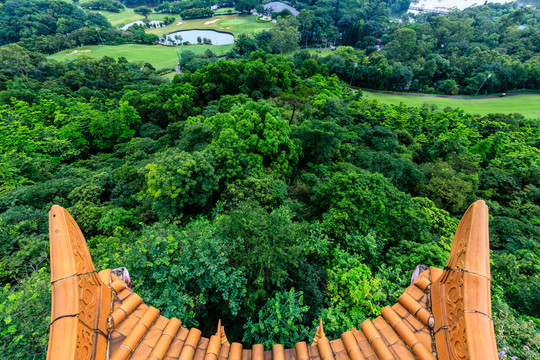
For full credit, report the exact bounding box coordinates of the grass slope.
[94,10,145,26]
[363,91,540,118]
[47,44,234,71]
[146,14,274,37]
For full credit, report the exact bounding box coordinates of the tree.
[233,34,259,55]
[243,289,310,348]
[89,101,141,149]
[438,79,459,95]
[270,26,300,55]
[312,168,434,245]
[144,149,220,219]
[205,101,300,179]
[298,10,315,46]
[235,0,257,13]
[0,44,44,80]
[319,248,387,337]
[294,118,345,162]
[134,6,152,18]
[385,28,418,62]
[215,203,319,312]
[93,220,247,326]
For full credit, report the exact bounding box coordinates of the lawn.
[146,14,274,37]
[47,44,234,71]
[362,91,540,119]
[93,10,144,27]
[215,7,236,14]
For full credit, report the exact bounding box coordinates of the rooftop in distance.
[264,2,300,15]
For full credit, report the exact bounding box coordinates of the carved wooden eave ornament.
[46,200,497,360]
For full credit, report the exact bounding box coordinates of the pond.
[158,29,234,45]
[121,20,164,31]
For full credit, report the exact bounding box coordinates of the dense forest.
[232,3,540,94]
[1,0,538,94]
[0,50,538,359]
[0,0,539,359]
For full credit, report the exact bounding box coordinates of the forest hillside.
[0,0,538,359]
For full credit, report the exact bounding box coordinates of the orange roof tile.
[45,201,498,360]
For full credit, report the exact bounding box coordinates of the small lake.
[159,30,234,45]
[121,20,164,31]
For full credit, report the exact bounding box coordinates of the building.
[263,2,300,15]
[46,200,497,360]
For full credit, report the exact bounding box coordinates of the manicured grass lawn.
[147,13,171,21]
[215,7,236,14]
[308,48,334,57]
[161,72,178,81]
[146,14,274,37]
[362,91,540,119]
[47,44,234,71]
[93,10,144,26]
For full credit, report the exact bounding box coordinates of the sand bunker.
[66,49,92,56]
[176,21,184,25]
[204,18,220,25]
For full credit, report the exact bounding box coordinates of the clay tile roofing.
[46,200,498,360]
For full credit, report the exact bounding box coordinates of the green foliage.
[294,119,345,163]
[206,100,300,179]
[215,203,324,313]
[92,220,247,326]
[0,269,50,359]
[243,289,310,348]
[312,168,432,245]
[492,285,540,360]
[0,206,49,281]
[319,248,386,338]
[0,32,537,351]
[180,8,214,20]
[223,175,288,210]
[90,101,142,149]
[81,0,124,12]
[144,149,220,219]
[492,250,540,317]
[133,6,152,17]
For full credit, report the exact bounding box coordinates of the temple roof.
[46,201,498,360]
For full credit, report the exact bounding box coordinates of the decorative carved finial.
[47,205,111,360]
[319,319,325,338]
[311,319,326,346]
[431,200,497,360]
[219,321,230,346]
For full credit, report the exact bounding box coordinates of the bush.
[81,0,124,12]
[180,8,214,20]
[243,289,310,348]
[256,16,272,23]
[0,269,50,359]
